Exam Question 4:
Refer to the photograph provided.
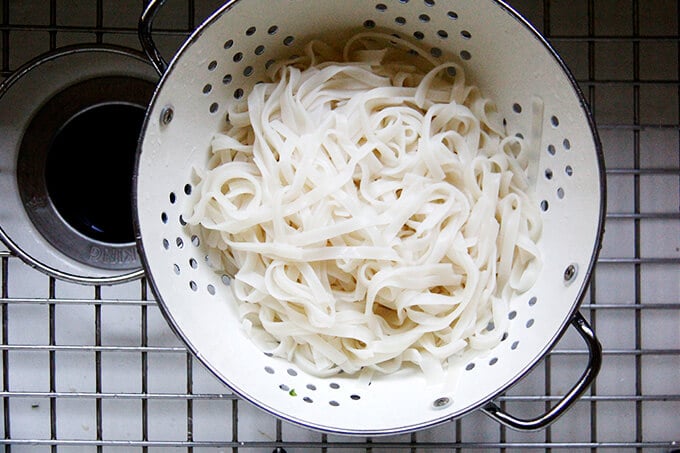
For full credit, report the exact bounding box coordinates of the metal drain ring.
[0,45,158,284]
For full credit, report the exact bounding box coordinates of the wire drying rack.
[1,0,679,451]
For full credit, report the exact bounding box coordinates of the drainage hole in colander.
[395,16,406,25]
[489,357,498,366]
[254,45,265,55]
[202,84,212,95]
[329,382,340,389]
[511,340,519,350]
[265,366,275,374]
[306,383,316,391]
[245,26,256,36]
[424,0,435,6]
[508,310,517,320]
[303,397,313,403]
[376,3,387,11]
[329,401,340,407]
[279,384,289,391]
[501,332,509,341]
[540,200,549,212]
[461,30,471,39]
[234,88,244,100]
[223,74,232,85]
[173,264,180,275]
[515,132,524,139]
[364,19,376,29]
[551,115,560,127]
[283,35,295,46]
[459,50,471,60]
[486,320,495,331]
[162,238,170,250]
[465,363,475,371]
[184,184,192,195]
[208,60,217,71]
[447,11,458,20]
[419,13,430,22]
[563,138,571,150]
[512,103,522,114]
[413,31,424,40]
[179,214,187,226]
[210,102,219,113]
[557,187,565,199]
[547,144,556,156]
[526,319,535,328]
[431,47,443,58]
[437,29,448,39]
[207,284,215,295]
[350,394,361,400]
[189,258,198,269]
[224,39,234,49]
[191,235,200,247]
[161,212,168,224]
[528,296,537,306]
[189,281,198,291]
[176,237,184,248]
[221,274,231,286]
[169,192,176,204]
[545,168,553,180]
[565,165,574,176]
[233,52,243,63]
[242,66,253,77]
[287,368,297,376]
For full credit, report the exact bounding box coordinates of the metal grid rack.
[1,0,679,451]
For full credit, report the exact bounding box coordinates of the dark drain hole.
[45,103,145,244]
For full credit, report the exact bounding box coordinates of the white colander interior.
[135,0,603,435]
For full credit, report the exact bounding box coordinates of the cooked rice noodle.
[185,32,542,378]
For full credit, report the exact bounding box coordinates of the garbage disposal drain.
[0,45,158,283]
[45,102,144,245]
[17,75,154,270]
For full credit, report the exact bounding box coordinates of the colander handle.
[482,311,602,431]
[138,0,169,75]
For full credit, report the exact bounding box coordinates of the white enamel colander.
[134,0,605,435]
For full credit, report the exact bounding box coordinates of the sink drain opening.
[45,102,144,245]
[17,75,155,270]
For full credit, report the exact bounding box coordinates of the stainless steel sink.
[1,0,678,451]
